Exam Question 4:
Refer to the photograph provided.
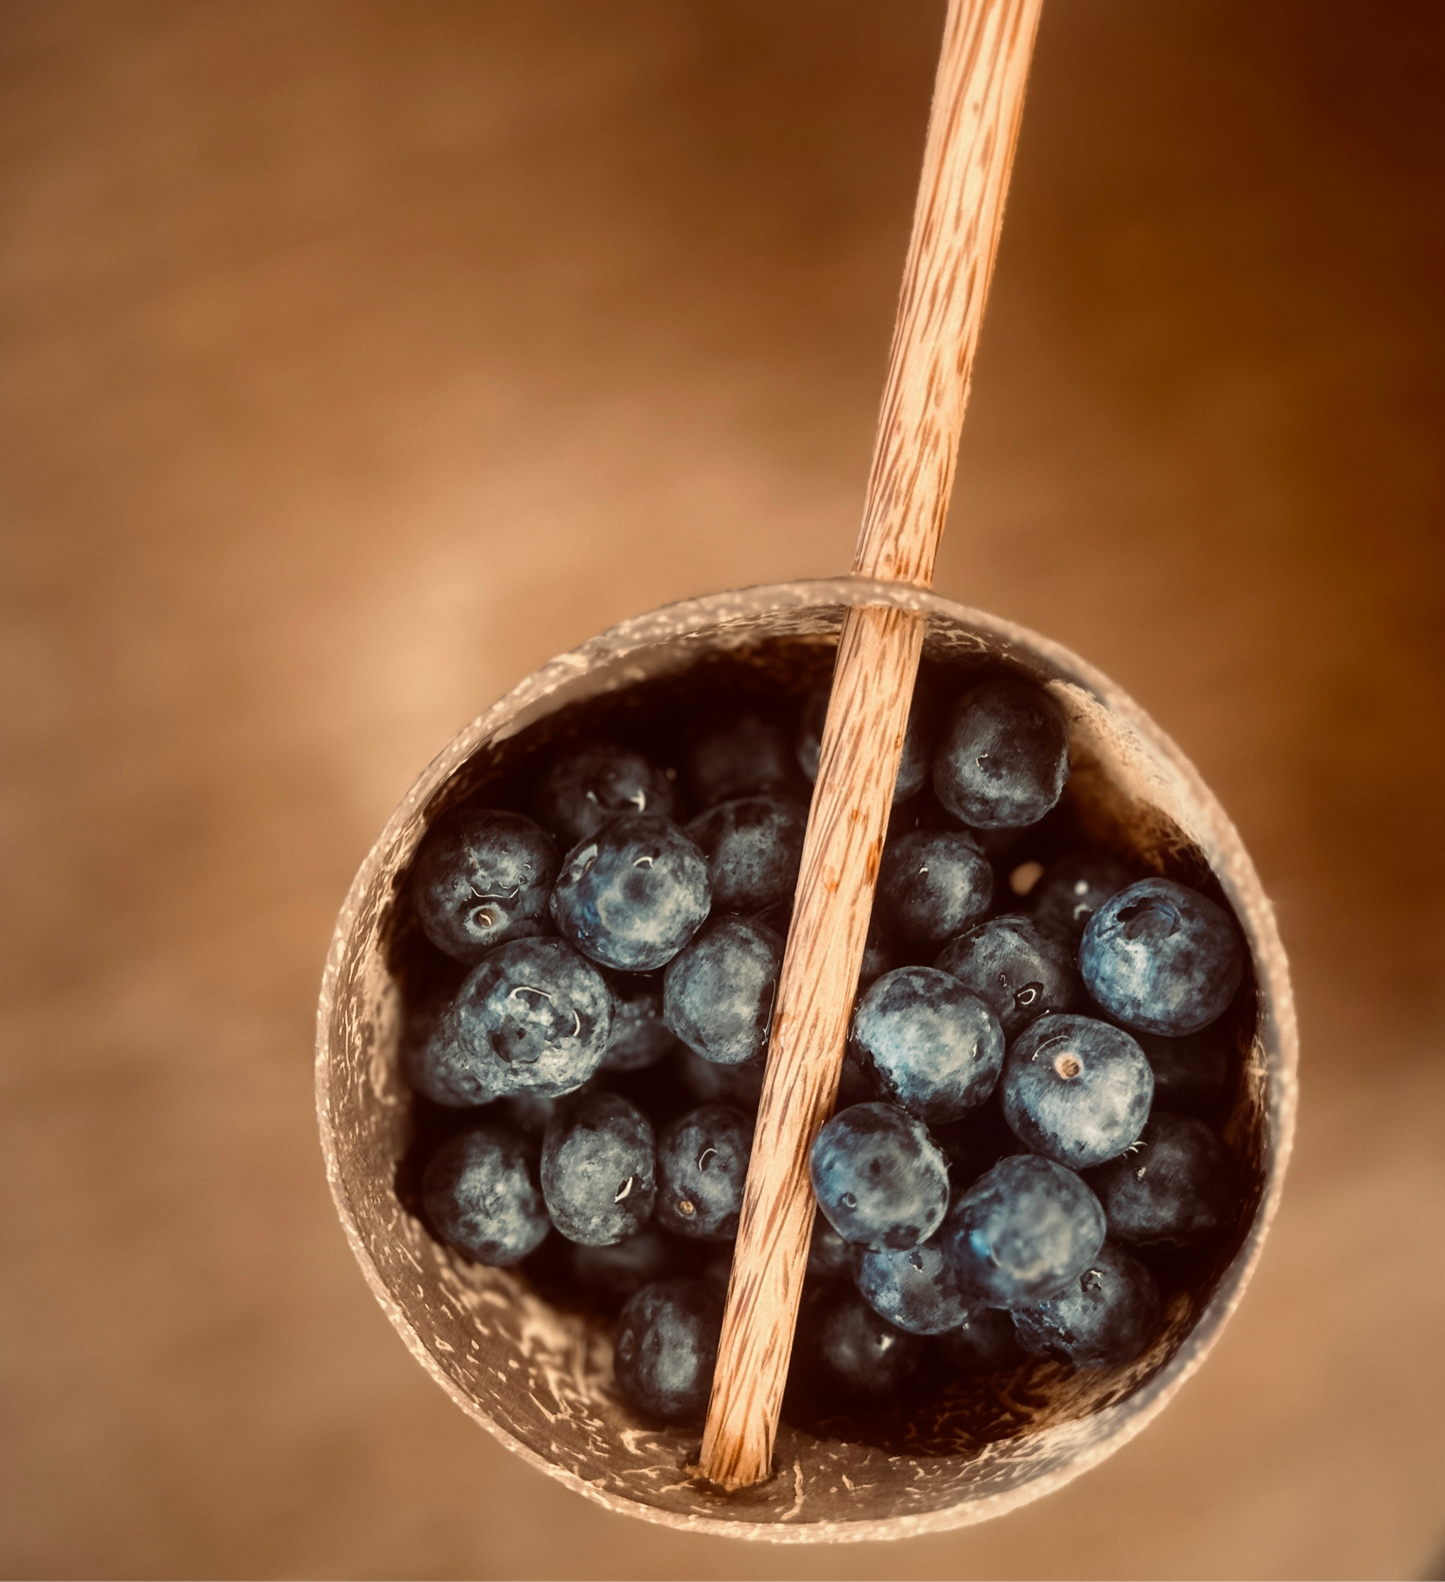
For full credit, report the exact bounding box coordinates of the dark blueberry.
[533,740,676,845]
[876,829,993,951]
[858,917,892,990]
[411,807,558,963]
[1029,851,1136,946]
[818,1290,923,1396]
[601,975,679,1073]
[656,1103,754,1240]
[797,687,929,804]
[1080,877,1246,1036]
[1133,1026,1233,1116]
[855,1233,973,1335]
[421,1124,550,1266]
[935,1305,1023,1372]
[662,916,782,1067]
[807,1213,855,1281]
[550,814,710,972]
[496,1090,570,1137]
[453,938,612,1098]
[613,1277,721,1423]
[932,677,1069,829]
[685,795,806,915]
[935,915,1078,1041]
[1089,1111,1240,1248]
[406,997,500,1109]
[700,1249,734,1304]
[943,1154,1106,1308]
[931,1098,1024,1186]
[571,1228,682,1310]
[541,1090,656,1246]
[810,1102,950,1250]
[671,1046,766,1111]
[1001,1014,1153,1169]
[851,966,1004,1124]
[1011,1241,1161,1367]
[684,711,793,808]
[835,1044,878,1108]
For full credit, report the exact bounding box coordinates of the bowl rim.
[315,576,1298,1543]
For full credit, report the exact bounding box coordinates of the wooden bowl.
[314,577,1297,1542]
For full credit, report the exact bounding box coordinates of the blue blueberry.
[797,687,929,803]
[550,814,711,972]
[1010,1241,1161,1367]
[876,829,993,951]
[1133,1026,1232,1116]
[663,916,782,1067]
[671,1045,766,1111]
[932,677,1069,829]
[411,807,558,962]
[571,1228,683,1309]
[810,1102,950,1250]
[818,1290,923,1396]
[1089,1111,1239,1248]
[453,937,612,1098]
[541,1090,656,1246]
[406,997,499,1109]
[850,966,1004,1124]
[1081,877,1246,1036]
[942,1154,1106,1308]
[613,1277,722,1423]
[532,740,676,845]
[601,975,679,1073]
[807,1213,855,1281]
[684,711,793,808]
[855,1233,973,1335]
[935,1305,1023,1372]
[1001,1013,1153,1169]
[1029,851,1136,945]
[935,915,1078,1041]
[421,1124,550,1266]
[656,1103,754,1240]
[686,795,806,917]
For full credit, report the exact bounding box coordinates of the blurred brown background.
[2,2,1443,1577]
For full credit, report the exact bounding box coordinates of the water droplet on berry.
[614,1176,634,1203]
[1016,982,1042,1008]
[841,1192,857,1209]
[696,1147,717,1172]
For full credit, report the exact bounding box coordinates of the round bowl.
[315,576,1297,1542]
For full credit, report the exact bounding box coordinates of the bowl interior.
[316,583,1294,1541]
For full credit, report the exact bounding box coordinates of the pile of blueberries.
[401,669,1248,1430]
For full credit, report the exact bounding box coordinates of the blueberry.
[935,1305,1023,1372]
[931,1098,1023,1186]
[662,916,782,1067]
[601,975,679,1073]
[550,814,710,972]
[671,1045,766,1111]
[818,1290,923,1396]
[613,1277,721,1423]
[532,740,676,845]
[541,1090,657,1246]
[810,1102,950,1250]
[452,938,612,1098]
[656,1103,754,1240]
[495,1090,570,1137]
[1011,1241,1161,1367]
[858,917,892,990]
[855,1233,973,1335]
[797,687,929,803]
[411,807,558,962]
[1089,1111,1239,1248]
[684,711,793,808]
[942,1154,1106,1308]
[685,795,806,915]
[935,915,1078,1041]
[807,1213,855,1281]
[1133,1026,1232,1116]
[850,966,1004,1124]
[406,997,500,1109]
[932,678,1069,829]
[421,1124,550,1266]
[571,1228,682,1310]
[835,1044,878,1108]
[1001,1013,1153,1169]
[1081,877,1246,1036]
[876,829,993,951]
[1029,851,1136,946]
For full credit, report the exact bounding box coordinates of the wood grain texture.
[699,0,1043,1490]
